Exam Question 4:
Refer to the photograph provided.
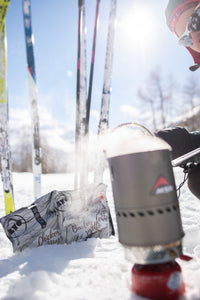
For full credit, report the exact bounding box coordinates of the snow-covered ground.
[0,168,200,300]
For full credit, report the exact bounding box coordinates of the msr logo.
[151,176,174,195]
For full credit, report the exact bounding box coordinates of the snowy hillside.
[0,168,200,300]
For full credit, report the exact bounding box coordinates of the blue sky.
[5,0,200,152]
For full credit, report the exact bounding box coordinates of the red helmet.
[165,0,200,71]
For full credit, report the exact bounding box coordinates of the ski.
[98,0,117,135]
[95,0,117,183]
[85,0,100,135]
[0,0,15,215]
[0,0,9,32]
[75,0,87,191]
[22,0,41,200]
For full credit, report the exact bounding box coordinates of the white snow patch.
[0,168,199,299]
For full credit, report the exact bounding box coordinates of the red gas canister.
[132,261,185,300]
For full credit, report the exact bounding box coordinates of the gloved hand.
[155,126,200,163]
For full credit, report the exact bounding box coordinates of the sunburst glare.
[118,4,159,56]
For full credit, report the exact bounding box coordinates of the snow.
[0,168,200,299]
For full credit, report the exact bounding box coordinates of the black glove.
[155,127,200,163]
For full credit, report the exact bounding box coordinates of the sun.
[119,4,159,54]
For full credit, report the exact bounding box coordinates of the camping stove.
[106,129,186,299]
[108,146,184,264]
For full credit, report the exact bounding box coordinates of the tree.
[182,75,200,130]
[138,86,157,130]
[138,68,173,130]
[41,136,67,174]
[12,125,32,172]
[11,125,68,173]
